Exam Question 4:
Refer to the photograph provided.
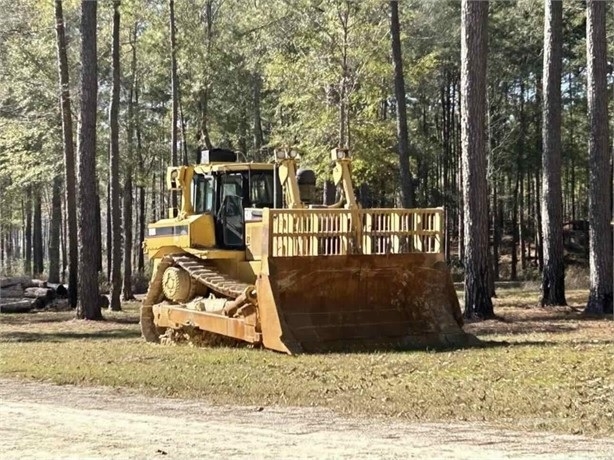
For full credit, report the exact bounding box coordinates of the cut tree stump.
[47,283,68,297]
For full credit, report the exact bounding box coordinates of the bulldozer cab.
[190,167,282,249]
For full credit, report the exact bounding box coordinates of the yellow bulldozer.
[141,147,470,354]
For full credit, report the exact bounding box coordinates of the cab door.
[217,173,245,248]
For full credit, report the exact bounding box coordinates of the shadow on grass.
[466,309,613,338]
[469,322,582,336]
[491,307,613,323]
[479,338,614,348]
[0,314,140,327]
[0,328,141,343]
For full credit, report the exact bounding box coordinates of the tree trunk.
[535,169,544,270]
[199,0,214,150]
[492,177,500,281]
[180,97,189,165]
[76,0,102,320]
[253,72,264,155]
[460,0,494,319]
[137,92,146,273]
[511,171,519,281]
[151,172,157,222]
[32,190,43,276]
[123,21,137,301]
[109,0,122,311]
[24,189,32,277]
[48,175,62,283]
[540,0,566,306]
[585,0,613,314]
[106,185,111,280]
[389,0,414,208]
[54,0,79,307]
[95,186,103,273]
[0,224,4,273]
[123,169,135,300]
[61,189,67,281]
[518,82,527,272]
[169,0,179,210]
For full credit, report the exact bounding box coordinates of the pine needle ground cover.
[0,287,612,436]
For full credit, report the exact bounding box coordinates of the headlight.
[288,149,299,158]
[274,149,286,160]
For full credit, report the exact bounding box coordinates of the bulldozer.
[141,147,470,354]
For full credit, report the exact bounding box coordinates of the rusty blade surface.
[258,253,469,353]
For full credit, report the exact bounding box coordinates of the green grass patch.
[1,290,613,436]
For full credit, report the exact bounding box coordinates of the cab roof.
[193,162,274,174]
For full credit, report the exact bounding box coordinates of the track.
[140,253,253,343]
[172,254,251,298]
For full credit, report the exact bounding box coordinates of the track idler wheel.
[162,267,195,303]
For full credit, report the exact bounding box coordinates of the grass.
[0,286,613,437]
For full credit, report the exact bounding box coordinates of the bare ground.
[1,378,613,459]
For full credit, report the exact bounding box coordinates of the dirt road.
[0,378,612,459]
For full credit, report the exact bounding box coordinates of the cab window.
[249,172,275,208]
[193,174,214,213]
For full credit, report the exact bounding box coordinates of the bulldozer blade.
[257,253,472,354]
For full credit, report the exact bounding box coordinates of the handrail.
[263,208,444,257]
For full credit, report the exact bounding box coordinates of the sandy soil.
[1,378,613,459]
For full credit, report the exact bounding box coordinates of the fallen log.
[0,276,30,289]
[23,279,48,289]
[47,283,68,297]
[1,287,25,298]
[30,297,46,310]
[24,287,55,304]
[0,299,35,313]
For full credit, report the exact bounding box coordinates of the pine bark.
[585,0,613,314]
[460,0,494,319]
[32,190,43,276]
[24,189,32,276]
[540,0,566,306]
[48,175,62,283]
[137,73,145,272]
[94,186,103,273]
[76,0,102,320]
[54,0,78,307]
[122,172,134,300]
[199,0,214,150]
[389,0,414,208]
[123,21,137,301]
[253,73,264,154]
[109,0,122,311]
[170,0,179,210]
